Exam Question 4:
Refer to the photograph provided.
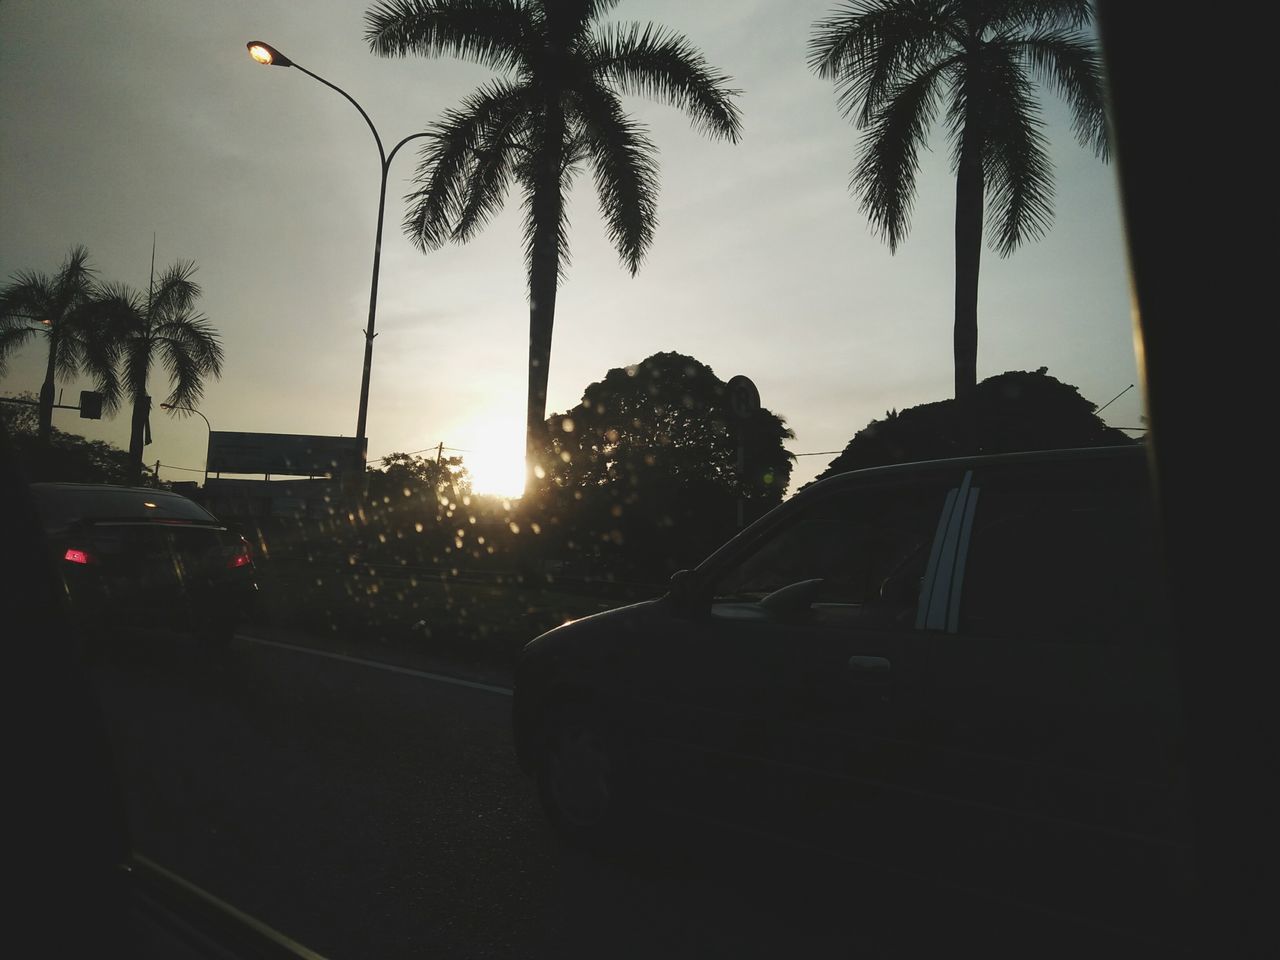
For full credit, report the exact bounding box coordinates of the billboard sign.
[206,432,360,477]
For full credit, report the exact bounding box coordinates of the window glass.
[31,485,216,530]
[711,481,951,627]
[958,459,1163,644]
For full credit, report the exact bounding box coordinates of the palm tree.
[0,245,117,443]
[96,260,224,483]
[809,0,1108,402]
[365,0,742,487]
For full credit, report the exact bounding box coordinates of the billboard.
[206,432,361,477]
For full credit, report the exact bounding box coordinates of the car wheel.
[537,703,630,847]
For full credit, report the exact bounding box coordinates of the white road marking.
[236,633,514,697]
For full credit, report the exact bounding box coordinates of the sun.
[458,412,526,499]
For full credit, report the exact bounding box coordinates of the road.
[90,630,1107,959]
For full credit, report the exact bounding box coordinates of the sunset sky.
[0,0,1142,497]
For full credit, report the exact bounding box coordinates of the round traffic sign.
[726,375,761,420]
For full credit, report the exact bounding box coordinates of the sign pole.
[725,375,761,530]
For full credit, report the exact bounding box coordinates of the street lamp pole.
[159,402,211,485]
[246,41,430,471]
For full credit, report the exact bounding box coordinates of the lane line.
[236,633,514,697]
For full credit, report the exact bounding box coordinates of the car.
[29,483,258,648]
[513,444,1191,944]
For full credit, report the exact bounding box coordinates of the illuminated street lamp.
[246,40,430,475]
[160,402,211,485]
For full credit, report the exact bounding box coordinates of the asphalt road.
[90,630,1118,959]
[89,631,898,959]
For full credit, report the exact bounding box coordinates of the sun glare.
[459,413,526,499]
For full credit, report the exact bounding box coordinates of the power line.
[368,444,470,465]
[156,462,206,474]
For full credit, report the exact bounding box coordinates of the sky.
[0,0,1142,497]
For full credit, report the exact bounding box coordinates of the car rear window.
[30,486,217,531]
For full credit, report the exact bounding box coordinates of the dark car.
[513,445,1190,943]
[30,483,258,647]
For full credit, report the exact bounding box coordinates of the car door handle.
[848,656,891,672]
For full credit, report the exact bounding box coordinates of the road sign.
[78,391,103,420]
[726,375,761,420]
[207,432,361,477]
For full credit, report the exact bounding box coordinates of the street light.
[160,402,211,485]
[246,40,431,475]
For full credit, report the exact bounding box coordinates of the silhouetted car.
[514,445,1190,943]
[30,483,258,647]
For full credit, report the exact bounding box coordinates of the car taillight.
[228,537,253,569]
[64,548,92,565]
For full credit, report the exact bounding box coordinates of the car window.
[957,458,1165,645]
[711,480,952,625]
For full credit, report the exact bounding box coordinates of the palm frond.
[590,22,743,142]
[544,0,616,46]
[979,48,1055,256]
[88,282,142,413]
[990,0,1095,32]
[1011,31,1108,158]
[573,81,659,275]
[53,244,96,317]
[156,334,206,411]
[0,325,38,377]
[150,260,202,320]
[0,270,54,326]
[853,57,953,251]
[152,313,225,378]
[809,0,957,124]
[451,98,529,243]
[364,0,532,71]
[78,315,124,415]
[403,80,531,251]
[53,330,85,382]
[517,144,573,284]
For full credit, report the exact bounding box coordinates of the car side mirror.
[759,578,825,621]
[667,569,704,614]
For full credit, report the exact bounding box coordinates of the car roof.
[801,443,1144,495]
[29,482,193,497]
[28,483,218,527]
[692,445,1147,576]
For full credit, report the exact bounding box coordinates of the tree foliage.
[528,352,794,577]
[366,451,471,501]
[810,368,1134,484]
[1,392,140,485]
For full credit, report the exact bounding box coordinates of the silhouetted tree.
[809,1,1108,401]
[810,368,1133,484]
[365,0,742,488]
[367,450,471,500]
[0,246,117,443]
[96,261,223,483]
[1,391,134,484]
[530,352,794,578]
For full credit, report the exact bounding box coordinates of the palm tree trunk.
[127,370,149,485]
[953,125,984,406]
[525,104,566,494]
[38,330,57,444]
